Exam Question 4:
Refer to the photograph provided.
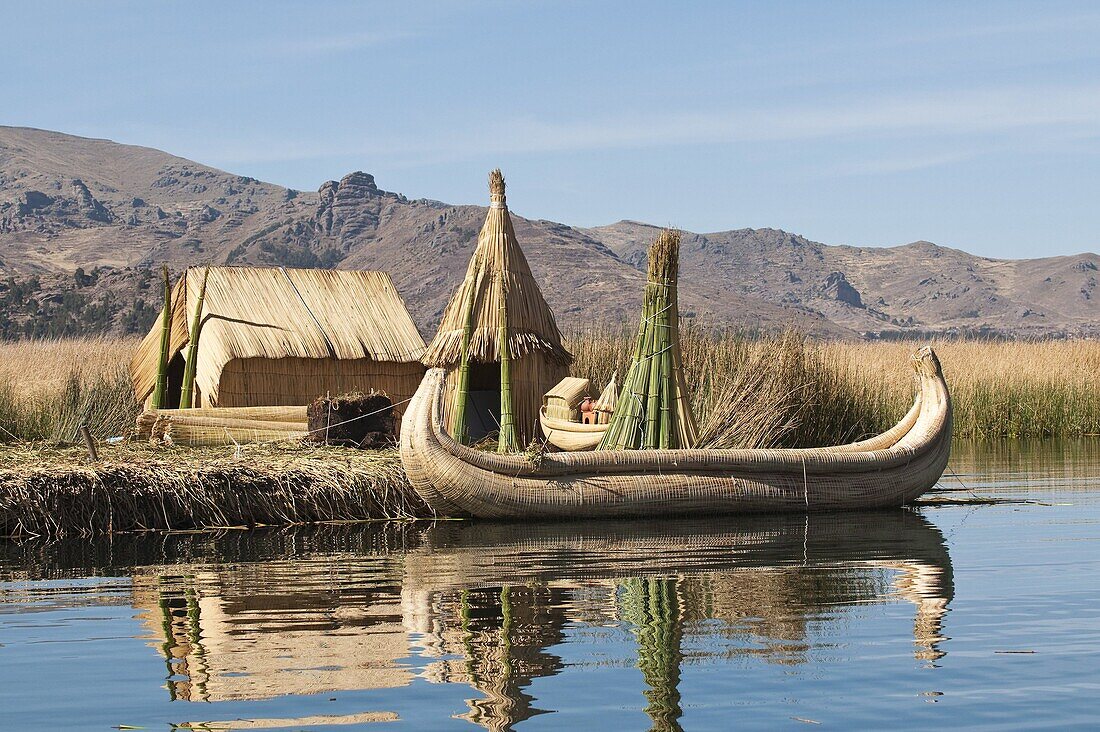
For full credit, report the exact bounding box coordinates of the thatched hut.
[131,267,426,427]
[422,171,571,444]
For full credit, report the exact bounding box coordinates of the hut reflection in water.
[127,511,952,729]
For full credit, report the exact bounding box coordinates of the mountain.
[2,126,1097,340]
[587,221,1100,337]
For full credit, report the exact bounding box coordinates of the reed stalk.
[151,265,172,409]
[179,267,210,409]
[644,282,666,448]
[497,271,518,453]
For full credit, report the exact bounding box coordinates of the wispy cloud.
[829,151,978,177]
[195,82,1100,170]
[256,29,419,56]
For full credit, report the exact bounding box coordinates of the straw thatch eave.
[131,266,426,404]
[422,171,571,368]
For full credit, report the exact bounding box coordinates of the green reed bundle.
[598,230,698,449]
[451,260,482,445]
[151,266,173,409]
[179,267,210,409]
[497,271,518,453]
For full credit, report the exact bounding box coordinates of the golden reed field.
[1,330,1099,446]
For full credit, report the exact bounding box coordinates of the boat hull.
[399,348,952,519]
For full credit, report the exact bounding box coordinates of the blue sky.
[2,1,1098,258]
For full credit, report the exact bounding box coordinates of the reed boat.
[399,346,952,519]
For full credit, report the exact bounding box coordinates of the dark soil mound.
[306,391,395,448]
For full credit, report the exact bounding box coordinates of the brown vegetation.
[3,333,1099,448]
[568,327,1100,445]
[0,336,140,442]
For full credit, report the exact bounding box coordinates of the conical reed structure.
[423,170,572,448]
[598,229,697,450]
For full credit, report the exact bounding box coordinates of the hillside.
[2,126,1096,340]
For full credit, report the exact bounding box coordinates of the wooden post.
[79,424,99,462]
[152,265,173,409]
[180,266,210,409]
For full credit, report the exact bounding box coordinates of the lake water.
[2,440,1099,730]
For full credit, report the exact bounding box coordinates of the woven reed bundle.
[399,347,952,519]
[593,374,618,424]
[136,406,308,440]
[598,230,698,450]
[543,377,591,420]
[131,267,426,407]
[163,422,307,448]
[158,415,307,431]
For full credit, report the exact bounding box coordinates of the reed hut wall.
[441,356,568,445]
[131,267,426,428]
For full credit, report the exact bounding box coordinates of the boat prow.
[399,347,952,519]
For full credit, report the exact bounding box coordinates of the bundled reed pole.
[151,265,173,409]
[598,229,697,450]
[497,271,518,453]
[451,258,482,445]
[179,266,210,409]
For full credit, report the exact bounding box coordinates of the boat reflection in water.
[127,510,952,730]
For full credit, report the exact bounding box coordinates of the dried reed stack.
[179,266,210,409]
[598,230,698,450]
[151,265,172,409]
[136,405,307,440]
[422,170,572,447]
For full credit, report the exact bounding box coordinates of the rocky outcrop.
[819,271,865,308]
[17,190,53,214]
[316,171,398,237]
[69,179,113,222]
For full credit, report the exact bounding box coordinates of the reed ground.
[0,441,423,538]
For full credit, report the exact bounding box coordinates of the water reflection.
[949,438,1100,485]
[404,513,952,730]
[1,511,952,731]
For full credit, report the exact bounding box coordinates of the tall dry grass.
[2,332,1098,446]
[824,339,1100,440]
[0,337,142,443]
[567,326,1100,446]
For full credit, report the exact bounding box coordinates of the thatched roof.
[131,267,426,404]
[422,170,571,367]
